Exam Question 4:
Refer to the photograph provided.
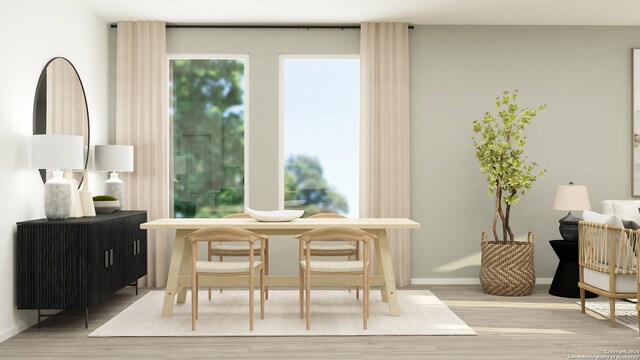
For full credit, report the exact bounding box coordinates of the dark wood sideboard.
[17,211,147,328]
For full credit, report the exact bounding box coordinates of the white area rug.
[90,289,475,337]
[583,299,638,332]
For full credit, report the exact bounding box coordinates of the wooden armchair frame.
[186,227,267,331]
[578,221,638,328]
[295,226,376,330]
[208,213,269,300]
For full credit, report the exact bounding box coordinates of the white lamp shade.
[95,145,134,172]
[32,134,84,170]
[552,185,591,211]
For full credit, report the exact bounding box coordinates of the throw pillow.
[582,210,624,229]
[622,220,640,230]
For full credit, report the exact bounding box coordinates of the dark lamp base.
[558,212,580,241]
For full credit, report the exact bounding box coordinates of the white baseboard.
[411,278,553,285]
[0,314,37,344]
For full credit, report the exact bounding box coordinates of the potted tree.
[472,90,547,296]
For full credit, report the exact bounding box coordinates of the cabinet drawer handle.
[105,251,109,268]
[109,249,113,266]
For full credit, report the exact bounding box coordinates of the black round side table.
[548,240,597,298]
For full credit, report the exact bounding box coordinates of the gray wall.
[411,26,640,281]
[110,25,640,281]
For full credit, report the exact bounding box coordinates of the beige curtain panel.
[46,60,88,138]
[116,21,169,287]
[359,22,411,286]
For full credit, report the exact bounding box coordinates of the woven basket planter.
[480,231,535,296]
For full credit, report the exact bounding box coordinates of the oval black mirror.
[33,57,90,187]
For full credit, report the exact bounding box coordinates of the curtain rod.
[109,24,414,30]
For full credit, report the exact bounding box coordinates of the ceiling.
[81,0,640,26]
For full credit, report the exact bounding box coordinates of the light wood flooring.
[1,285,638,359]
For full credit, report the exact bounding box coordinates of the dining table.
[141,217,420,317]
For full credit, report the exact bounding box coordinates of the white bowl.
[245,207,304,222]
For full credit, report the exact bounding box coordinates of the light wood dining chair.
[308,213,360,297]
[185,227,266,331]
[208,213,269,300]
[295,226,376,330]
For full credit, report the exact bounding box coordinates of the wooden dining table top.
[141,217,421,231]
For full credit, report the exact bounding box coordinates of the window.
[169,56,248,218]
[281,56,359,217]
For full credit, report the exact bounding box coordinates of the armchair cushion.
[583,268,636,293]
[611,202,640,223]
[601,200,640,216]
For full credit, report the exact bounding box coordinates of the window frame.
[167,53,250,217]
[278,54,360,212]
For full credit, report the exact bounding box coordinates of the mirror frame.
[32,57,90,186]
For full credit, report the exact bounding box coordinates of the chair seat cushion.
[583,268,636,293]
[300,260,363,273]
[196,260,263,274]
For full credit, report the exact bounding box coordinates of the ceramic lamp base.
[44,170,72,221]
[105,172,124,209]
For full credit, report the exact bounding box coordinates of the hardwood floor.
[1,285,638,359]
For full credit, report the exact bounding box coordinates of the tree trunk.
[492,185,501,242]
[496,187,507,242]
[505,199,514,242]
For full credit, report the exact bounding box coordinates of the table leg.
[162,229,191,317]
[177,235,193,304]
[373,229,400,316]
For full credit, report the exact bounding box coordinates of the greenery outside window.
[169,56,248,218]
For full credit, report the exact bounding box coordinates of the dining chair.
[578,221,638,327]
[295,226,376,330]
[185,227,266,331]
[308,213,360,297]
[208,213,269,300]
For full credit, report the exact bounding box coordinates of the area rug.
[583,299,638,332]
[90,289,475,337]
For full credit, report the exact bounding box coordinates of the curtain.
[116,21,168,287]
[360,22,411,286]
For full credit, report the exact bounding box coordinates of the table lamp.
[552,182,591,241]
[32,135,84,220]
[95,145,134,209]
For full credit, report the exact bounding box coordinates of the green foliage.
[284,154,349,217]
[171,59,245,218]
[93,195,117,201]
[471,90,547,241]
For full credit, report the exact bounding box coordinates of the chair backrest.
[295,226,376,244]
[579,221,637,275]
[224,213,251,219]
[309,213,346,219]
[185,227,267,244]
